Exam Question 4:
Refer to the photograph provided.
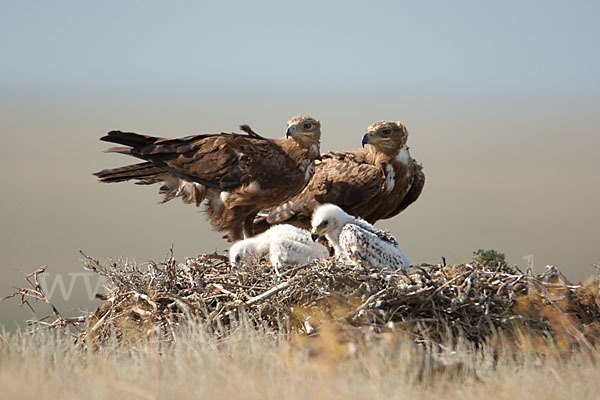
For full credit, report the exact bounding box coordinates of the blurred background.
[1,0,598,329]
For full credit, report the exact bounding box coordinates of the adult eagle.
[253,120,424,231]
[94,116,321,241]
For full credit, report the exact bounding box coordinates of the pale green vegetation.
[472,249,508,269]
[1,322,599,400]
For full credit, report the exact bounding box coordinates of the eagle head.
[310,203,349,241]
[286,115,321,143]
[362,121,408,153]
[229,239,259,266]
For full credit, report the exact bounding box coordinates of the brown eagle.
[94,115,321,241]
[253,121,424,232]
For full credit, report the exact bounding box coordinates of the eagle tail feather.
[99,130,157,148]
[94,162,164,183]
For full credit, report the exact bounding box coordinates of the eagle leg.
[243,213,257,239]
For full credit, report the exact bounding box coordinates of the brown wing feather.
[260,150,384,230]
[254,149,425,234]
[96,130,271,190]
[384,160,425,219]
[95,117,320,242]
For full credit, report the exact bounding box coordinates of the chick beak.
[311,224,326,241]
[361,132,371,147]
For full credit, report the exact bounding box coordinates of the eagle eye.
[381,129,392,136]
[303,123,312,130]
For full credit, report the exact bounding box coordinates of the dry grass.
[1,322,599,400]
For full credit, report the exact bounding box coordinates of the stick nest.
[62,251,598,351]
[8,251,599,352]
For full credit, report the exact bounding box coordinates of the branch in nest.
[2,265,83,333]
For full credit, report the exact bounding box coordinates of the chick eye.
[303,123,312,130]
[235,255,241,263]
[381,129,392,136]
[323,221,328,226]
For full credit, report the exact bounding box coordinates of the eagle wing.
[269,238,329,268]
[95,130,273,190]
[95,118,321,242]
[351,215,399,245]
[263,150,384,227]
[339,224,409,270]
[383,160,425,219]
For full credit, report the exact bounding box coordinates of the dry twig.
[5,253,600,351]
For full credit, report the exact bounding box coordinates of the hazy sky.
[2,1,599,101]
[1,1,599,328]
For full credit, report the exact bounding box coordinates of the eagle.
[229,224,329,276]
[310,204,409,270]
[94,116,321,241]
[253,120,424,232]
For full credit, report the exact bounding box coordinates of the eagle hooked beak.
[286,126,293,138]
[361,132,371,148]
[311,223,328,241]
[362,131,390,147]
